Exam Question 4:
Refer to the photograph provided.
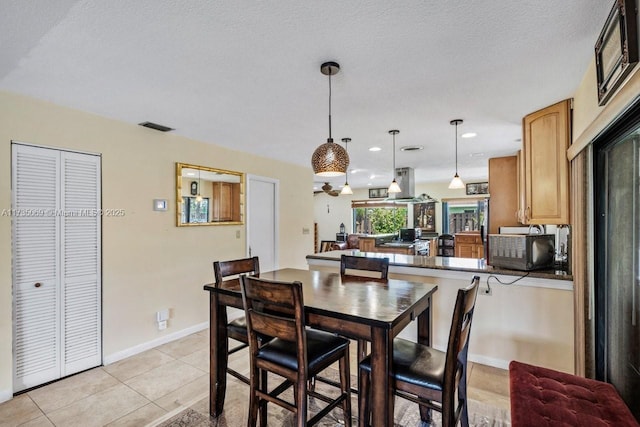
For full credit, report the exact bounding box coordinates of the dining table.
[203,268,438,427]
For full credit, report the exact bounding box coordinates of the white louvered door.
[12,144,101,392]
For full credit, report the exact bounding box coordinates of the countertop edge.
[307,250,573,291]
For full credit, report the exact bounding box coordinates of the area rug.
[151,370,511,427]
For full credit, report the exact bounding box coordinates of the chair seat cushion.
[257,329,349,374]
[227,316,248,336]
[360,338,446,392]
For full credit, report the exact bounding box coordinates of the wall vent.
[138,121,174,132]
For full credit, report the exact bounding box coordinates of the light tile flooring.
[0,330,511,426]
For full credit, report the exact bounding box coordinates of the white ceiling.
[1,1,612,191]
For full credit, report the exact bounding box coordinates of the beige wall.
[0,90,314,396]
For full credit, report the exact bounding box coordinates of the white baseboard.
[103,322,209,365]
[468,353,510,370]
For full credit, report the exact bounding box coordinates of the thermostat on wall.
[153,199,168,211]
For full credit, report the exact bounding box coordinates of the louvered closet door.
[12,144,101,392]
[60,151,101,375]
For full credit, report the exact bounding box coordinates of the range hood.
[386,167,439,203]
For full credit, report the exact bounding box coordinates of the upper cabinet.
[521,99,571,225]
[488,155,519,234]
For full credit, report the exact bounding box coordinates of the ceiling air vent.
[139,121,174,132]
[400,145,423,152]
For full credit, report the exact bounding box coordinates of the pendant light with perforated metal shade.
[388,130,401,193]
[448,119,465,189]
[340,137,353,195]
[311,62,349,177]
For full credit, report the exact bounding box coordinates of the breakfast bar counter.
[307,249,576,373]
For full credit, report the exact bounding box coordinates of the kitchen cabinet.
[212,182,240,222]
[454,232,484,259]
[521,99,571,224]
[358,237,376,252]
[488,155,519,234]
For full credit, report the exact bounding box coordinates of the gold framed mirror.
[176,162,244,226]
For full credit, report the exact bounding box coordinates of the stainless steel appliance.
[400,227,421,242]
[487,234,555,271]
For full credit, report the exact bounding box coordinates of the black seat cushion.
[257,329,349,373]
[227,316,248,338]
[360,338,446,392]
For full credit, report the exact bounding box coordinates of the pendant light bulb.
[196,169,203,201]
[388,130,401,194]
[448,119,465,189]
[311,62,349,177]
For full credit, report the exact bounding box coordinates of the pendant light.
[340,138,354,195]
[448,119,465,189]
[388,130,401,194]
[311,62,349,177]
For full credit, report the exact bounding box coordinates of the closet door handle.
[34,282,42,288]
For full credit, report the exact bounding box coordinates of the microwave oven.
[400,228,421,242]
[487,234,555,271]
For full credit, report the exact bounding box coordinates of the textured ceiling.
[0,1,613,190]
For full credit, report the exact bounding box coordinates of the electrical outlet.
[302,227,310,235]
[236,230,241,238]
[480,286,492,296]
[158,320,167,330]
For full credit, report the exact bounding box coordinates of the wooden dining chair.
[358,275,480,427]
[340,254,389,363]
[240,275,352,427]
[213,256,260,384]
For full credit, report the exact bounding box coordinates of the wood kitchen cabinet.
[488,155,519,234]
[521,99,571,224]
[212,182,240,222]
[454,232,484,259]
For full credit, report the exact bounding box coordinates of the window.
[352,201,407,234]
[442,198,487,234]
[181,197,210,223]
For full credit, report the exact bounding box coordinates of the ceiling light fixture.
[195,169,203,202]
[369,147,381,152]
[461,132,477,138]
[340,138,353,195]
[311,62,349,176]
[448,119,465,189]
[388,130,401,194]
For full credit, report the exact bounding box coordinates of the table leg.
[368,327,394,427]
[417,294,432,346]
[209,292,229,417]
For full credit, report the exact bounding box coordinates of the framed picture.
[595,0,638,106]
[465,182,488,195]
[368,187,388,198]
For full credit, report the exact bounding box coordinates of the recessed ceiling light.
[400,145,424,152]
[351,169,358,174]
[369,174,376,179]
[461,132,477,138]
[469,152,485,157]
[369,147,381,152]
[367,183,372,186]
[186,172,196,176]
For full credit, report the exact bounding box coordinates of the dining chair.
[340,254,389,362]
[213,256,260,384]
[358,275,480,427]
[240,275,352,427]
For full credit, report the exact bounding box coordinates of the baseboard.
[468,352,510,370]
[103,322,209,365]
[0,388,13,404]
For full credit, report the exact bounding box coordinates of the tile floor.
[0,330,511,427]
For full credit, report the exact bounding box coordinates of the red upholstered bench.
[509,360,639,427]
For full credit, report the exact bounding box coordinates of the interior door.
[595,129,640,419]
[12,143,101,392]
[246,175,278,272]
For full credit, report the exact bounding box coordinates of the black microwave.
[400,228,421,242]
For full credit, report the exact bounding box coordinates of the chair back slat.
[340,255,389,279]
[213,256,260,286]
[240,275,306,350]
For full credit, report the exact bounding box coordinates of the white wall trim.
[103,322,208,365]
[0,389,12,404]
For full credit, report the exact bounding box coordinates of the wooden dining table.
[203,268,438,427]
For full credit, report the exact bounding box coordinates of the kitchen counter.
[307,249,572,283]
[306,249,575,373]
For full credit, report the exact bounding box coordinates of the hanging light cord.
[328,71,332,141]
[392,133,396,175]
[454,122,459,174]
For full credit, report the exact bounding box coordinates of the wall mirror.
[175,162,244,226]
